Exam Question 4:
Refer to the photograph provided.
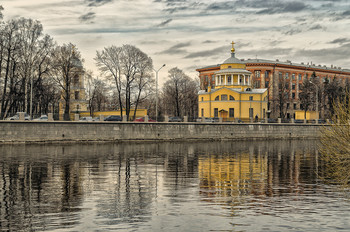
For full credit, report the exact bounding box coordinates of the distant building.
[59,56,87,120]
[198,42,268,122]
[197,45,350,119]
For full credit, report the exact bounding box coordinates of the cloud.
[157,19,172,27]
[79,12,96,22]
[309,24,323,30]
[329,38,350,44]
[157,42,191,55]
[185,46,227,59]
[242,48,294,59]
[204,0,308,15]
[283,28,303,35]
[202,40,217,44]
[85,0,113,7]
[294,43,350,65]
[342,10,350,16]
[257,1,307,14]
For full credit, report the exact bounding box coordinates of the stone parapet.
[0,121,323,143]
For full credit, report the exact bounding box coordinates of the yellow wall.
[295,110,317,120]
[198,88,267,121]
[220,63,246,69]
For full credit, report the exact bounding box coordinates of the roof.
[222,52,244,65]
[197,58,350,74]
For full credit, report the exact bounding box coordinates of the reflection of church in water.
[198,141,318,198]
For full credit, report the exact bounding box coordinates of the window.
[255,80,261,88]
[249,108,254,118]
[74,75,79,85]
[201,108,204,117]
[214,108,218,117]
[227,75,232,84]
[265,81,269,88]
[285,73,289,79]
[221,95,228,101]
[228,66,232,68]
[75,91,79,100]
[229,108,234,118]
[249,96,253,101]
[287,103,290,109]
[293,103,297,110]
[201,97,203,101]
[292,83,295,90]
[265,71,269,78]
[215,96,219,101]
[292,74,295,80]
[279,72,283,79]
[255,70,261,78]
[230,95,235,101]
[292,93,295,99]
[221,76,224,84]
[298,74,302,80]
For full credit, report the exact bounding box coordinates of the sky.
[1,0,350,85]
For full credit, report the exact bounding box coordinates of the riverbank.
[0,121,324,144]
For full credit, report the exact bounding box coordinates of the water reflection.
[0,140,348,231]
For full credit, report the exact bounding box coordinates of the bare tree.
[299,72,320,119]
[162,67,198,119]
[85,71,109,116]
[0,5,3,20]
[277,77,291,119]
[95,44,153,120]
[51,43,83,120]
[0,19,21,119]
[323,76,343,118]
[320,91,350,186]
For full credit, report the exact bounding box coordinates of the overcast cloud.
[1,0,350,83]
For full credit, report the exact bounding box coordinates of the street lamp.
[153,64,166,121]
[310,81,318,122]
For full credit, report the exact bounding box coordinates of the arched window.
[230,95,235,101]
[215,96,219,101]
[221,94,227,101]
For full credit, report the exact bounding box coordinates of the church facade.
[198,43,268,122]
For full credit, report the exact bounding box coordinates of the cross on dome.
[231,41,235,53]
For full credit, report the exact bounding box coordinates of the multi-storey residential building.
[197,46,350,119]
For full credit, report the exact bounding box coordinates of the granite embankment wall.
[0,121,324,143]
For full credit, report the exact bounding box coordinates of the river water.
[0,140,349,232]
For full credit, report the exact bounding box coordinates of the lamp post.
[310,81,318,122]
[30,76,33,120]
[153,64,166,121]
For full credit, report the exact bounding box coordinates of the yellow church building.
[198,42,268,122]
